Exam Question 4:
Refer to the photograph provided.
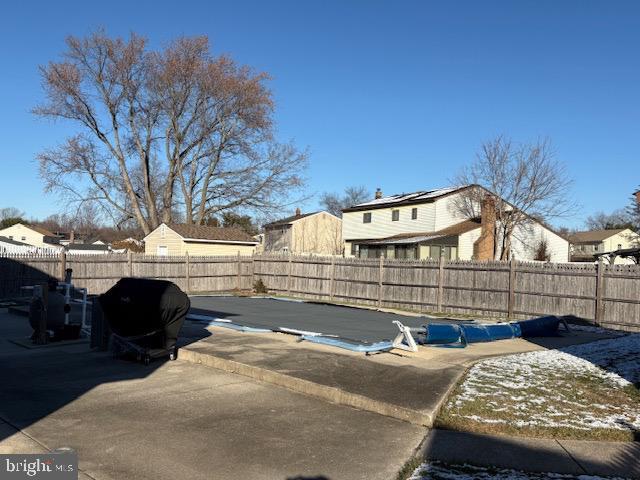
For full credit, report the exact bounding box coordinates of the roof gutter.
[183,238,259,245]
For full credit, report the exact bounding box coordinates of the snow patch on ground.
[409,461,631,480]
[444,334,640,432]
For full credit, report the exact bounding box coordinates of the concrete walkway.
[423,429,640,478]
[178,321,613,427]
[0,310,425,480]
[2,309,635,479]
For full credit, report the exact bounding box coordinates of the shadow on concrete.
[423,429,640,478]
[1,311,213,443]
[0,257,213,443]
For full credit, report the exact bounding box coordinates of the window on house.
[411,208,418,220]
[157,245,168,256]
[350,243,358,256]
[443,246,458,260]
[160,224,166,238]
[363,212,372,223]
[391,210,399,221]
[594,245,599,251]
[395,245,417,259]
[618,244,622,250]
[21,236,26,241]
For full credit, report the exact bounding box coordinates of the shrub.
[253,278,268,294]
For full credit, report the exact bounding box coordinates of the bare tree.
[35,30,307,235]
[320,186,370,218]
[453,136,575,260]
[0,207,25,220]
[0,207,27,228]
[585,209,635,231]
[627,188,640,232]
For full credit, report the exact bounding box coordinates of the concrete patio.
[1,308,635,479]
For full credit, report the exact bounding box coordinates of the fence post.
[508,257,516,318]
[236,251,241,290]
[595,260,605,324]
[287,255,293,295]
[378,255,384,309]
[59,251,67,280]
[329,256,335,301]
[185,252,190,294]
[127,251,133,277]
[250,252,256,291]
[437,254,445,312]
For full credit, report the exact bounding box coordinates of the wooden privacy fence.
[1,252,639,332]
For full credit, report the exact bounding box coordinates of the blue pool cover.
[419,316,560,347]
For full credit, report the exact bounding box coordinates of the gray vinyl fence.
[1,252,639,332]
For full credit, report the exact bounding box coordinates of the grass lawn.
[436,334,640,441]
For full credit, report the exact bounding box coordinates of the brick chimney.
[295,207,301,217]
[69,230,75,244]
[375,188,382,199]
[473,195,496,261]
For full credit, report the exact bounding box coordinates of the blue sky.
[0,0,638,228]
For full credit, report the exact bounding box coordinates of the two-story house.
[263,209,342,256]
[569,228,640,264]
[342,185,569,262]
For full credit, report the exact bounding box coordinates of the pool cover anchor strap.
[391,320,419,352]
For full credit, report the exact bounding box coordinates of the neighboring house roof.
[165,223,258,244]
[356,219,481,245]
[66,243,110,251]
[25,224,57,237]
[0,222,58,237]
[0,236,32,246]
[342,186,470,212]
[569,229,628,244]
[263,211,322,228]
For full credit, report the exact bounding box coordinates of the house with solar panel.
[341,185,569,262]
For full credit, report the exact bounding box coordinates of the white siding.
[342,189,570,263]
[433,193,469,231]
[509,222,569,262]
[342,203,436,240]
[602,229,640,252]
[458,229,481,260]
[0,223,62,250]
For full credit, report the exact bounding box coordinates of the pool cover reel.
[303,315,569,352]
[414,315,569,349]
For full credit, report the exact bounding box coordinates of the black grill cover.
[99,278,190,349]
